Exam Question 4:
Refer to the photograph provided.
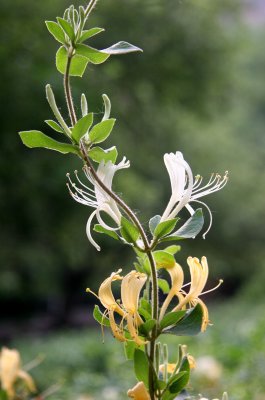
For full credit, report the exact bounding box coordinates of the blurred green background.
[1,0,265,398]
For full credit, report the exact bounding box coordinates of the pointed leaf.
[154,250,175,269]
[158,278,170,294]
[93,224,119,241]
[76,44,109,64]
[168,371,189,394]
[139,319,156,336]
[149,215,161,234]
[19,130,79,155]
[164,245,181,255]
[45,119,64,133]
[57,17,75,41]
[93,305,110,327]
[124,340,136,360]
[79,27,105,43]
[72,113,93,142]
[120,217,140,245]
[162,209,204,242]
[56,46,88,77]
[165,304,203,336]
[160,310,186,331]
[154,218,178,239]
[88,146,118,164]
[89,119,116,144]
[45,21,65,44]
[134,349,149,387]
[101,41,143,54]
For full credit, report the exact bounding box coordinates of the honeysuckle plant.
[18,1,229,399]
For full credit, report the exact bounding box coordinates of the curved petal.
[86,210,101,251]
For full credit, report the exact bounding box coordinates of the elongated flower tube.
[173,257,222,332]
[89,270,147,345]
[67,157,130,250]
[121,271,147,346]
[127,381,151,400]
[159,262,185,321]
[97,270,127,342]
[160,151,228,237]
[0,347,36,400]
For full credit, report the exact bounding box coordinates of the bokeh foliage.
[1,0,265,315]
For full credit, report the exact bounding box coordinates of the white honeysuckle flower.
[160,151,228,238]
[67,157,130,251]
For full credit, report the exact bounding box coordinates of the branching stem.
[64,53,159,399]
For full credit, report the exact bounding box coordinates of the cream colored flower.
[121,271,147,346]
[160,151,228,237]
[159,262,184,321]
[173,257,222,332]
[89,270,147,345]
[0,347,36,399]
[97,269,126,342]
[67,157,130,251]
[127,381,150,400]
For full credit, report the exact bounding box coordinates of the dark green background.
[1,0,265,326]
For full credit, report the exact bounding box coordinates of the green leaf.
[124,340,136,360]
[45,21,65,44]
[56,46,88,77]
[149,215,161,234]
[93,224,119,241]
[19,130,79,155]
[154,218,178,239]
[179,356,190,373]
[120,216,140,245]
[158,278,170,294]
[162,209,204,242]
[93,305,110,327]
[165,304,203,336]
[138,319,156,336]
[76,44,110,64]
[88,146,118,164]
[134,349,149,387]
[164,245,181,255]
[79,27,105,43]
[45,119,64,133]
[160,310,186,330]
[168,371,189,394]
[72,113,93,142]
[0,390,8,400]
[89,119,116,144]
[57,17,75,41]
[154,250,175,269]
[101,41,143,54]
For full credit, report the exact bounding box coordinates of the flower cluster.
[87,270,147,346]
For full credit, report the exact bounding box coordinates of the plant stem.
[63,54,159,399]
[64,50,77,126]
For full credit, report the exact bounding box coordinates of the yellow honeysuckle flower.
[127,381,151,400]
[121,271,147,346]
[173,257,222,332]
[159,262,184,321]
[159,363,177,375]
[0,347,36,399]
[89,269,147,345]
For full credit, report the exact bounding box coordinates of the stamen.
[201,279,223,295]
[190,199,213,239]
[86,287,100,300]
